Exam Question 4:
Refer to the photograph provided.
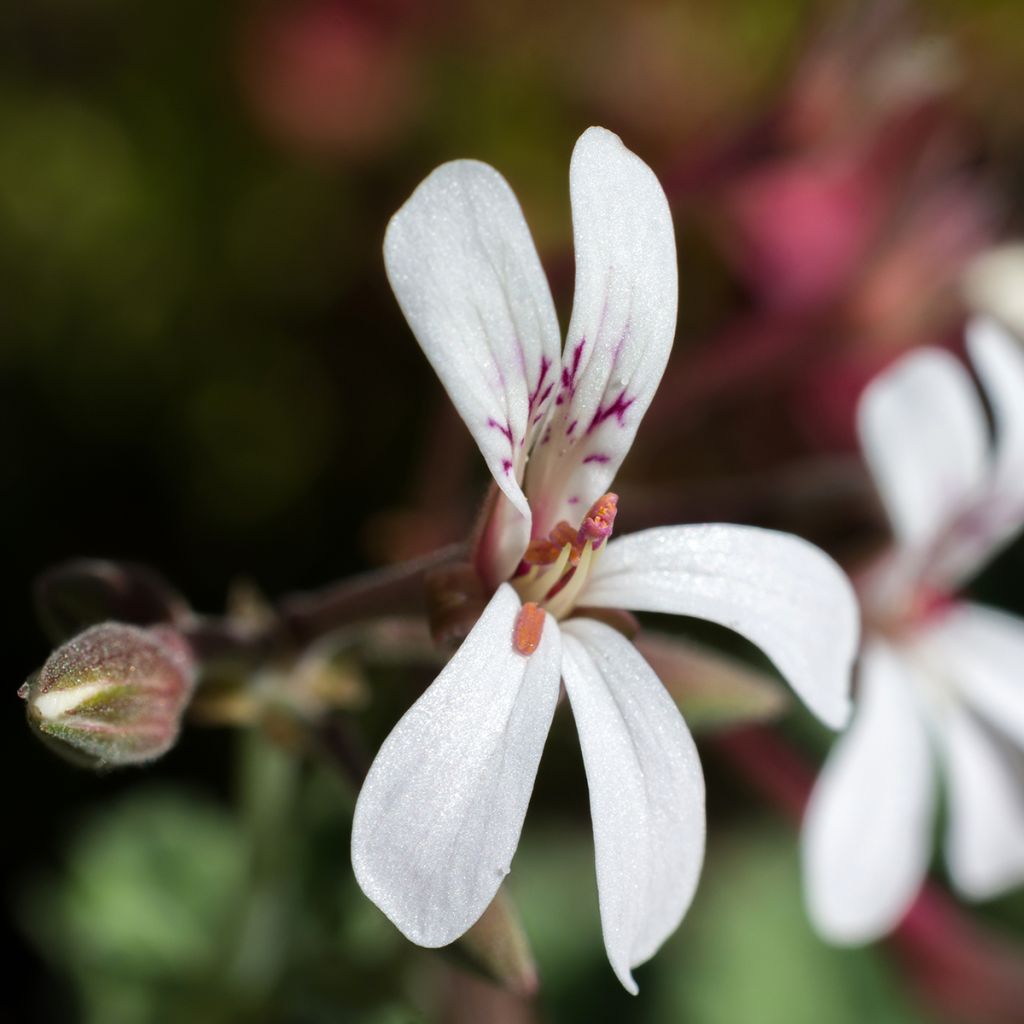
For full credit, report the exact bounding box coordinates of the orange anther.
[549,521,577,548]
[513,602,546,656]
[523,538,562,566]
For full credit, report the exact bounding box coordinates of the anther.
[523,538,563,566]
[549,521,577,550]
[513,602,546,656]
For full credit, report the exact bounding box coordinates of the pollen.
[513,602,546,655]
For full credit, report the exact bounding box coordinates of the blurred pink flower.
[238,0,426,157]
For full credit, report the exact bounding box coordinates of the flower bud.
[19,623,197,769]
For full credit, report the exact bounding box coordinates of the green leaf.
[20,789,247,1023]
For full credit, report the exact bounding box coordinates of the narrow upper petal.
[560,617,705,994]
[967,318,1024,538]
[925,602,1024,749]
[937,701,1024,900]
[351,584,561,946]
[968,317,1024,492]
[801,641,936,944]
[857,347,987,556]
[385,159,562,526]
[525,127,677,534]
[578,525,859,728]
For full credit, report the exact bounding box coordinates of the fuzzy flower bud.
[19,623,198,769]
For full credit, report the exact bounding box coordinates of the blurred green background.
[5,1,1024,1021]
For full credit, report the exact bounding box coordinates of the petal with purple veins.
[525,128,677,535]
[385,159,562,539]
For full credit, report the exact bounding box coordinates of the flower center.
[511,493,618,654]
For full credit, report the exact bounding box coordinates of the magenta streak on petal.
[501,458,513,475]
[527,357,553,416]
[564,338,585,390]
[566,419,577,436]
[586,389,635,434]
[568,496,580,505]
[582,453,611,464]
[486,417,515,448]
[554,337,587,408]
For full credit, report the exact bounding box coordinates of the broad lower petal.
[385,159,562,527]
[526,127,677,534]
[857,347,987,554]
[560,617,705,994]
[351,584,561,946]
[938,702,1024,900]
[801,641,936,944]
[579,525,858,728]
[925,602,1024,748]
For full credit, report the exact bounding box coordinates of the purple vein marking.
[555,338,586,406]
[487,417,515,448]
[502,458,513,475]
[583,453,611,464]
[528,357,553,416]
[587,389,635,434]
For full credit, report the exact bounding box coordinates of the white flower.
[351,127,860,992]
[802,317,1024,945]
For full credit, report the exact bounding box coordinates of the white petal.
[560,617,705,994]
[579,525,859,729]
[937,703,1024,900]
[385,159,562,527]
[925,602,1024,748]
[351,584,561,946]
[525,127,677,534]
[857,347,987,554]
[801,641,936,944]
[967,316,1024,507]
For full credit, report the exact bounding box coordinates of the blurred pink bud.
[20,623,197,769]
[720,156,882,310]
[239,0,425,158]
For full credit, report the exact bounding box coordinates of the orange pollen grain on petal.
[513,602,546,656]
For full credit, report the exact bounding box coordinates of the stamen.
[577,492,618,550]
[529,543,573,596]
[549,521,577,550]
[545,541,594,620]
[523,538,562,566]
[513,542,572,604]
[513,602,546,655]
